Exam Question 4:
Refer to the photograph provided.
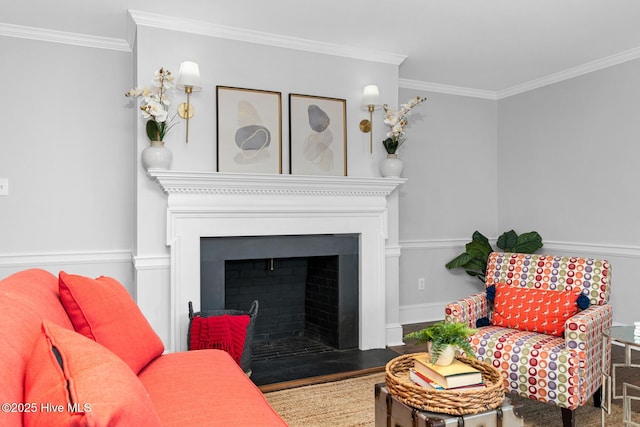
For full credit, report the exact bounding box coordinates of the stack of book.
[410,354,486,391]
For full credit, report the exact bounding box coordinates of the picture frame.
[216,86,282,174]
[289,94,347,176]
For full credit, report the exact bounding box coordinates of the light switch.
[0,178,8,196]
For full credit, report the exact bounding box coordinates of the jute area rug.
[264,372,627,427]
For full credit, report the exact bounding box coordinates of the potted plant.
[379,96,427,177]
[445,230,543,283]
[404,321,477,366]
[125,67,178,170]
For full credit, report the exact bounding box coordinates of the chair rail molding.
[0,250,132,268]
[400,238,640,259]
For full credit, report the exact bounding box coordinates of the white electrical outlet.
[0,178,8,196]
[418,277,425,291]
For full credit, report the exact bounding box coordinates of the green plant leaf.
[471,231,490,246]
[383,138,398,154]
[467,271,486,283]
[406,321,477,360]
[146,120,161,141]
[446,229,543,285]
[496,229,518,250]
[511,231,543,253]
[403,329,434,342]
[445,253,474,269]
[465,239,493,260]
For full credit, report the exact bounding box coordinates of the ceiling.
[5,0,640,93]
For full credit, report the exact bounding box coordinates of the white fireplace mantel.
[147,170,405,352]
[148,170,404,197]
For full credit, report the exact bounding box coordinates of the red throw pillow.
[491,282,580,337]
[24,320,161,426]
[58,271,164,374]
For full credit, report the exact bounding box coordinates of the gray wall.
[397,89,499,323]
[0,35,135,288]
[497,59,640,245]
[497,58,640,325]
[1,16,637,327]
[397,59,640,326]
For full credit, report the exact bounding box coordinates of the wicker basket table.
[385,353,505,416]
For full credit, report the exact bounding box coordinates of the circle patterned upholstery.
[485,253,610,305]
[445,252,613,411]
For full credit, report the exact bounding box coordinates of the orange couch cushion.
[0,269,74,426]
[58,271,164,374]
[24,320,161,426]
[491,282,581,337]
[139,350,287,426]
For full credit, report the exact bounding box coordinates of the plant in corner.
[404,321,477,364]
[445,230,543,283]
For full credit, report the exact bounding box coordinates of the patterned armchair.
[445,252,612,427]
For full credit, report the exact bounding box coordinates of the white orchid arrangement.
[125,67,176,142]
[382,96,427,154]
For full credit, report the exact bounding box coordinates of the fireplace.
[201,234,359,352]
[147,171,404,353]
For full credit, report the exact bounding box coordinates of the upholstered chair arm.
[564,304,613,401]
[445,293,488,328]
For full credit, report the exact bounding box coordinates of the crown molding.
[5,13,638,100]
[497,46,640,99]
[399,78,497,100]
[0,23,130,52]
[401,45,640,100]
[128,10,406,66]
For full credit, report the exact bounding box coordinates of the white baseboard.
[400,302,447,325]
[385,323,404,347]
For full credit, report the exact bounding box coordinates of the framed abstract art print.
[216,86,282,174]
[289,94,347,176]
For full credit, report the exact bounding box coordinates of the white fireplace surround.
[148,170,404,353]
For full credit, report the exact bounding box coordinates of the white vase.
[141,140,172,171]
[428,343,457,366]
[380,154,404,178]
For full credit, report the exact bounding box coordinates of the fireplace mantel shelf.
[147,170,405,197]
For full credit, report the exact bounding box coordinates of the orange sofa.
[0,269,287,426]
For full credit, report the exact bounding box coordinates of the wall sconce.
[359,84,380,154]
[176,61,202,143]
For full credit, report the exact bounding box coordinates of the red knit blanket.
[189,314,250,366]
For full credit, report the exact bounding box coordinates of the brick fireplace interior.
[201,234,359,361]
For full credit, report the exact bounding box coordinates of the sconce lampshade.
[177,61,201,90]
[361,84,380,108]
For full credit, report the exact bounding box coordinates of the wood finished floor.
[253,322,437,391]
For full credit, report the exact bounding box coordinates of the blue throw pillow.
[577,293,590,310]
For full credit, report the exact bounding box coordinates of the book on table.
[409,368,486,392]
[413,354,483,389]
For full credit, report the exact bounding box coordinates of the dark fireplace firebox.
[200,235,359,358]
